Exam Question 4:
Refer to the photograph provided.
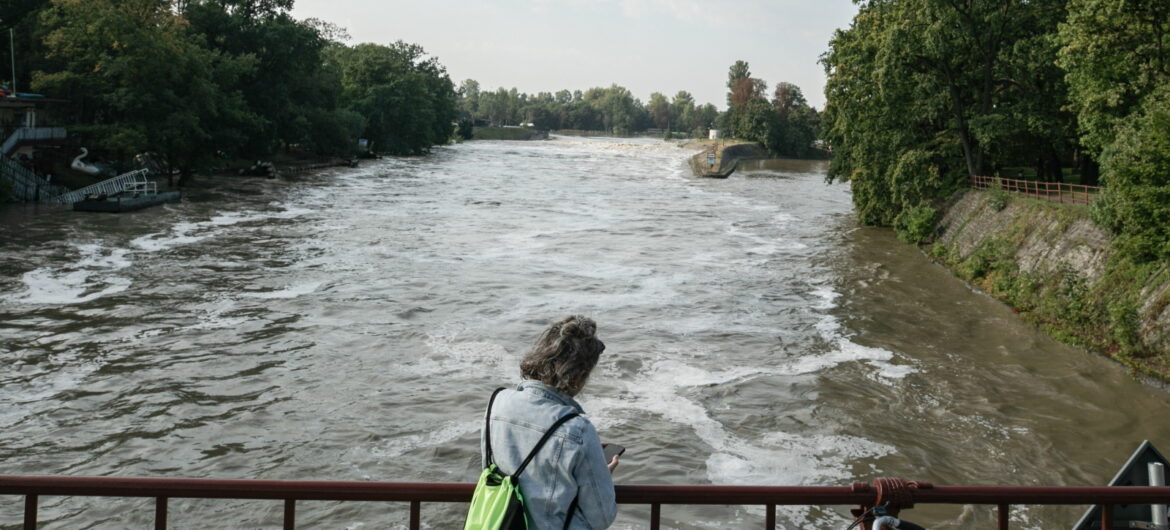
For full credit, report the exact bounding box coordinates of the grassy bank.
[929,190,1170,382]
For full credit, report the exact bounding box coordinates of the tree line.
[456,65,822,159]
[456,80,721,138]
[3,0,457,182]
[821,0,1169,264]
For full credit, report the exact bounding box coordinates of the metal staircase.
[48,169,152,204]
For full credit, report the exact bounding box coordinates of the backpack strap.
[483,387,507,467]
[562,494,580,530]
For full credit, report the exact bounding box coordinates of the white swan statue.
[71,147,108,176]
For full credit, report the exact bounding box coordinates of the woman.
[481,315,619,529]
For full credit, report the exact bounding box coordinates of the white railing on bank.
[49,169,151,205]
[1,127,68,156]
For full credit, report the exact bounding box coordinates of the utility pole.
[9,27,15,97]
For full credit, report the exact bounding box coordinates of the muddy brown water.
[2,139,1168,529]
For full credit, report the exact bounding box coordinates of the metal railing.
[50,169,151,205]
[1,127,67,156]
[972,175,1101,205]
[3,474,1169,529]
[0,157,69,202]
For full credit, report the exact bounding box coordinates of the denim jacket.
[481,381,617,529]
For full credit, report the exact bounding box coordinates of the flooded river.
[2,137,1169,529]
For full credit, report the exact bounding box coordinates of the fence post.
[24,495,37,530]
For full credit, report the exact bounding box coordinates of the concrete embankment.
[686,141,768,177]
[471,127,548,140]
[930,189,1170,381]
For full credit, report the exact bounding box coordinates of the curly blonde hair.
[520,315,605,396]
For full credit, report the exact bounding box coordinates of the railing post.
[997,503,1008,530]
[409,500,420,530]
[650,503,661,530]
[284,499,295,530]
[23,494,37,530]
[765,502,775,529]
[1101,504,1113,528]
[155,496,167,530]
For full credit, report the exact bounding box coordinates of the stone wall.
[934,190,1170,376]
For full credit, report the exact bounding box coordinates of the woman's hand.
[602,443,620,473]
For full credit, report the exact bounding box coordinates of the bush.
[987,178,1009,211]
[895,204,938,244]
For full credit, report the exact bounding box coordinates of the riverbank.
[929,189,1170,383]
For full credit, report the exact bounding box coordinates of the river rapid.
[2,136,1169,529]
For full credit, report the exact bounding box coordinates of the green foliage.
[35,0,255,177]
[457,118,474,140]
[958,239,1015,281]
[1060,0,1170,263]
[822,0,1075,228]
[19,0,454,174]
[987,178,1010,211]
[330,42,457,155]
[895,205,938,244]
[1092,85,1170,262]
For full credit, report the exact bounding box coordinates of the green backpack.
[464,387,581,530]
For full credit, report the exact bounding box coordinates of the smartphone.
[603,443,626,462]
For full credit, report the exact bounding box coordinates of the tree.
[331,41,456,155]
[729,77,767,108]
[771,82,806,121]
[726,60,751,107]
[734,99,777,144]
[648,92,671,129]
[36,0,254,181]
[821,0,1076,230]
[459,78,480,117]
[1061,0,1170,261]
[671,90,695,133]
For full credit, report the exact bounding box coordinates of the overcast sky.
[290,1,860,110]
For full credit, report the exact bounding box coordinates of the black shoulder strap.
[483,387,507,467]
[562,494,580,530]
[483,386,581,478]
[513,411,579,477]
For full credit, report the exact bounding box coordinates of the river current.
[2,136,1169,529]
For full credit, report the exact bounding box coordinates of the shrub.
[895,204,938,244]
[987,178,1009,211]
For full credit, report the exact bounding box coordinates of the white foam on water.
[2,244,133,305]
[584,356,896,528]
[363,420,479,464]
[725,222,805,256]
[131,207,312,252]
[417,334,516,381]
[185,297,249,331]
[242,281,322,300]
[786,286,919,382]
[6,205,316,307]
